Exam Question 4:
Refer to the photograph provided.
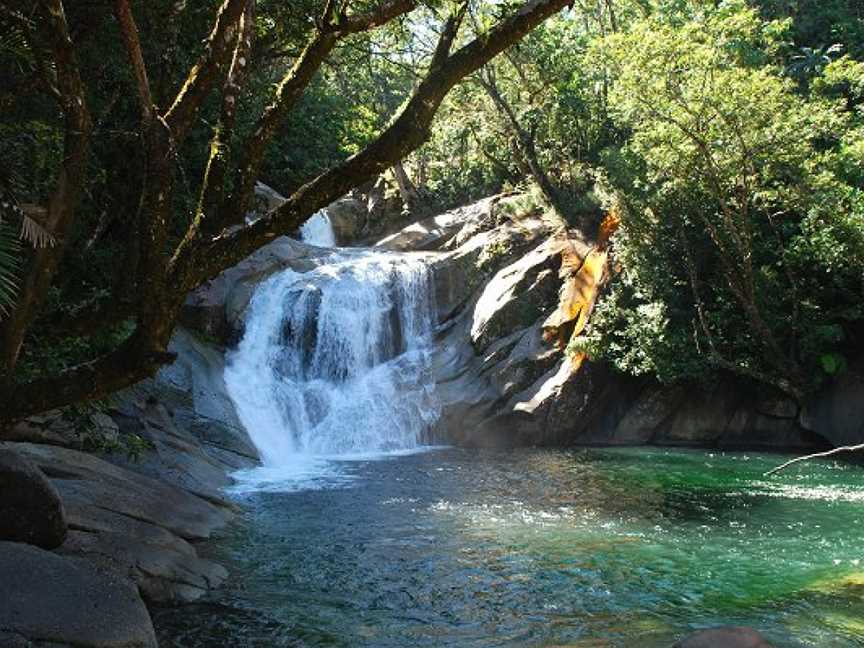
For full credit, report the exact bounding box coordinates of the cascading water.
[225,213,439,489]
[298,209,336,247]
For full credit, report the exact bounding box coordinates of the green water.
[154,447,864,647]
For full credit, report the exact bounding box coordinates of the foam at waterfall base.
[227,446,449,494]
[224,249,441,493]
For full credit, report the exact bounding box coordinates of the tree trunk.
[392,160,425,216]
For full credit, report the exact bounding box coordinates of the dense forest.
[1,0,862,421]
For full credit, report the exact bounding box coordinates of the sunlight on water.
[155,448,864,648]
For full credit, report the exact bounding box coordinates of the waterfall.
[225,249,439,486]
[299,209,336,247]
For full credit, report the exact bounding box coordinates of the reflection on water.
[154,447,864,647]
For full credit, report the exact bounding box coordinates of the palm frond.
[0,219,21,318]
[20,211,56,248]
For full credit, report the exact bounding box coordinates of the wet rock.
[0,448,67,549]
[327,195,368,243]
[674,626,775,648]
[0,541,157,647]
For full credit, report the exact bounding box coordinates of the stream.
[155,215,864,647]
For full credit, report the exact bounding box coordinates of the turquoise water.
[154,447,864,647]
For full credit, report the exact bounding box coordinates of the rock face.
[800,363,864,448]
[0,541,158,648]
[327,195,368,242]
[0,319,257,646]
[0,449,67,549]
[376,194,828,451]
[674,626,775,648]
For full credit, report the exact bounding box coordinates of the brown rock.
[674,626,775,648]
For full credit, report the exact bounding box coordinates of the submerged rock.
[0,448,67,549]
[674,626,775,648]
[0,541,157,647]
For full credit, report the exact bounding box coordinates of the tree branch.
[163,0,248,141]
[1,331,176,424]
[764,444,864,476]
[113,0,153,122]
[177,0,571,289]
[216,0,419,234]
[174,0,256,257]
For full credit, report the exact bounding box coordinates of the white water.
[225,214,440,491]
[299,209,337,247]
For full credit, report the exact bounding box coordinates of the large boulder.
[59,529,228,603]
[0,448,67,549]
[9,442,230,542]
[673,626,775,648]
[0,541,157,647]
[469,237,564,351]
[800,365,864,447]
[326,195,368,243]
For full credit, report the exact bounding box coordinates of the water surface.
[154,447,864,647]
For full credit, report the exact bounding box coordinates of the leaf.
[820,353,847,375]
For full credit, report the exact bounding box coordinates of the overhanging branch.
[176,0,570,289]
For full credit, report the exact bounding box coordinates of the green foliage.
[58,401,154,461]
[574,0,864,395]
